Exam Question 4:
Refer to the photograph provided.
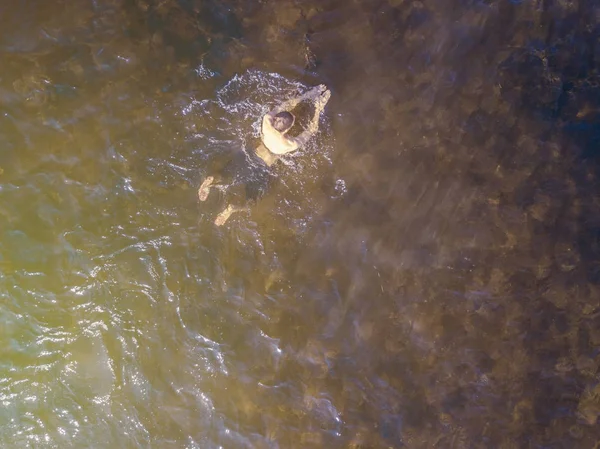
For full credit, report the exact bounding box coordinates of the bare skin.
[199,84,331,226]
[214,204,247,226]
[261,84,331,156]
[198,176,214,201]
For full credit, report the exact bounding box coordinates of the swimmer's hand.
[313,84,328,95]
[315,88,331,112]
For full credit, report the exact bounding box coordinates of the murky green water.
[2,0,600,447]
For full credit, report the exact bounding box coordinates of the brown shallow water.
[2,0,600,447]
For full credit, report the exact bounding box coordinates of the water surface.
[1,0,600,447]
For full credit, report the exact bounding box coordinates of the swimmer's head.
[273,111,295,133]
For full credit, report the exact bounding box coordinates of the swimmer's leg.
[199,169,233,201]
[244,163,272,205]
[214,204,248,226]
[213,170,268,227]
[199,150,246,201]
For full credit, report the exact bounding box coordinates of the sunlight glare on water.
[0,2,338,444]
[2,0,600,447]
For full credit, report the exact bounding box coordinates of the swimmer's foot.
[198,176,214,201]
[215,204,235,226]
[215,205,247,226]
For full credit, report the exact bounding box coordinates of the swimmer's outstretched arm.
[269,84,328,116]
[289,87,331,149]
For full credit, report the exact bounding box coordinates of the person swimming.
[198,84,331,226]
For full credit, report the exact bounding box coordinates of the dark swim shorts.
[213,146,275,206]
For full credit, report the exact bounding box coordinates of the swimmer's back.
[261,114,298,155]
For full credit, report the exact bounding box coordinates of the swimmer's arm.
[268,85,326,116]
[269,96,302,116]
[288,88,331,150]
[288,107,321,150]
